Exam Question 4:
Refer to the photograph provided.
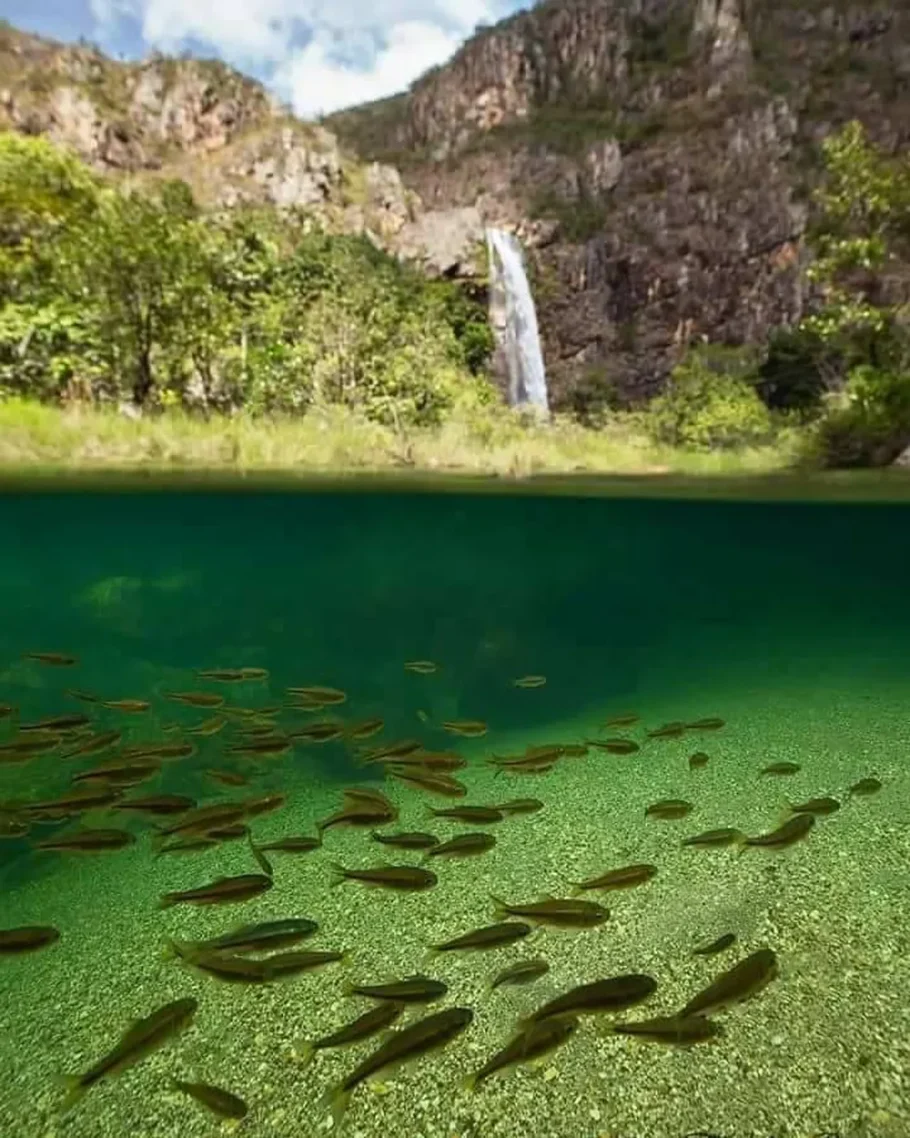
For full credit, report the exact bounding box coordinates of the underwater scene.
[0,484,908,1138]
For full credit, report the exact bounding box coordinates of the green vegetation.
[0,118,909,475]
[0,132,494,426]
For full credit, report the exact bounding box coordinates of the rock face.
[328,0,910,409]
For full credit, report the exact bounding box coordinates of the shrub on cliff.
[811,365,910,467]
[643,345,773,450]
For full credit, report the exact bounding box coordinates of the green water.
[1,485,908,1138]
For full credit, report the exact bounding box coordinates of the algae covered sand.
[0,486,909,1138]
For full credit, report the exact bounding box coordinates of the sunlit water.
[0,483,907,1138]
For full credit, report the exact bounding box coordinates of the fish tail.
[461,1072,479,1094]
[328,864,348,888]
[490,894,508,920]
[568,883,583,897]
[157,895,177,910]
[296,1041,317,1070]
[340,980,356,997]
[55,1075,86,1115]
[320,1084,352,1128]
[340,950,355,968]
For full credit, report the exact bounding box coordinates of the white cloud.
[91,0,509,115]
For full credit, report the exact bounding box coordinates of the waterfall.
[485,227,549,411]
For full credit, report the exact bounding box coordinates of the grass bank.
[0,399,800,477]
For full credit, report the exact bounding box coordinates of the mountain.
[2,5,909,415]
[327,0,910,411]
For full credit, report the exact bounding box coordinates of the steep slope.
[328,0,910,410]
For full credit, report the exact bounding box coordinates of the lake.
[0,476,907,1138]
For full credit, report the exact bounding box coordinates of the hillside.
[327,0,910,412]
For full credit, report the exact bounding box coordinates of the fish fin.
[568,884,583,897]
[295,1042,317,1070]
[341,980,356,997]
[490,895,508,919]
[328,864,349,888]
[340,950,354,968]
[160,939,179,962]
[157,895,177,910]
[461,1073,479,1094]
[55,1075,85,1116]
[319,1084,352,1129]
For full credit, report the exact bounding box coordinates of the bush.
[644,345,773,450]
[812,365,910,467]
[756,325,843,414]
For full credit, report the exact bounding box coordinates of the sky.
[0,0,527,116]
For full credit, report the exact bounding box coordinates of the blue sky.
[1,0,527,115]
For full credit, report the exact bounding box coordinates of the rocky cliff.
[3,5,910,413]
[328,0,910,410]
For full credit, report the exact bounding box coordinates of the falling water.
[486,227,549,411]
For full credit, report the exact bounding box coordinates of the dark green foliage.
[813,366,910,467]
[756,325,843,413]
[529,188,611,242]
[627,8,693,70]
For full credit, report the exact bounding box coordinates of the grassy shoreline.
[0,397,797,477]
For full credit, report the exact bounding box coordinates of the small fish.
[645,799,694,819]
[849,777,882,796]
[525,974,657,1023]
[205,768,249,787]
[164,691,225,708]
[25,785,122,818]
[0,703,16,718]
[371,831,439,850]
[442,720,488,738]
[361,739,423,761]
[297,1002,404,1068]
[122,742,195,760]
[330,864,437,891]
[322,1007,472,1124]
[114,794,195,816]
[287,685,347,705]
[612,1014,723,1045]
[377,751,466,771]
[188,918,319,954]
[760,761,801,776]
[34,828,135,852]
[681,828,744,848]
[61,731,122,760]
[647,722,686,739]
[431,922,531,953]
[258,836,322,853]
[20,714,90,732]
[389,769,467,797]
[680,948,778,1017]
[0,812,29,839]
[345,975,448,1003]
[208,824,250,843]
[743,813,815,849]
[491,798,543,815]
[571,864,657,894]
[559,743,589,757]
[513,675,546,688]
[689,751,709,769]
[198,667,268,683]
[289,722,344,743]
[586,738,639,755]
[789,796,840,816]
[603,713,639,727]
[429,806,503,824]
[24,652,77,666]
[157,803,247,836]
[170,1078,248,1119]
[491,896,608,928]
[230,736,291,756]
[685,718,725,731]
[465,1015,577,1091]
[170,941,345,982]
[0,925,60,954]
[58,998,197,1113]
[489,958,549,990]
[73,758,160,786]
[403,661,437,674]
[0,738,59,761]
[343,787,397,809]
[159,873,273,909]
[347,718,384,740]
[102,699,151,713]
[693,933,737,956]
[318,804,396,833]
[189,717,227,737]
